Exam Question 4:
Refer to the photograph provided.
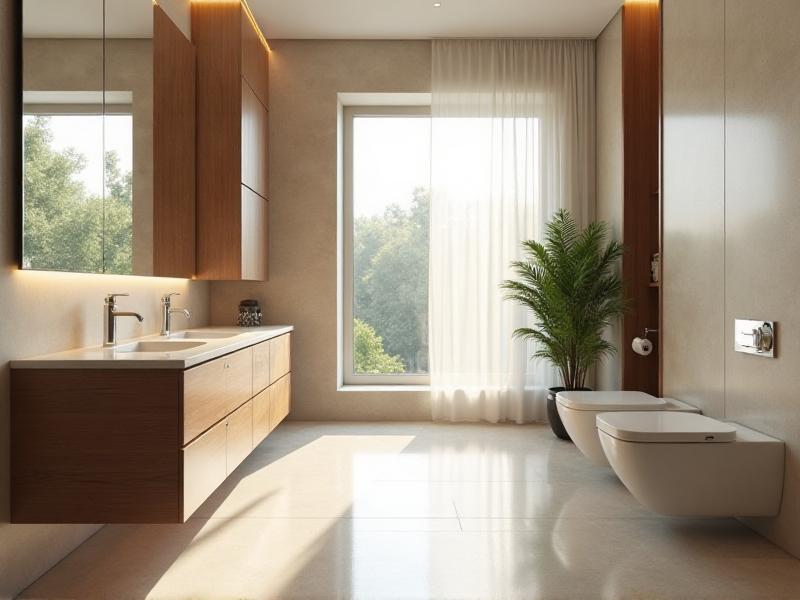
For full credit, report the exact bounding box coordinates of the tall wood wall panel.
[622,0,661,395]
[153,5,196,278]
[192,1,269,281]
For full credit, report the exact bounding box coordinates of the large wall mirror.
[21,0,196,278]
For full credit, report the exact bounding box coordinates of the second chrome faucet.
[161,292,191,336]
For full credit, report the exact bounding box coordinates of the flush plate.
[734,319,775,358]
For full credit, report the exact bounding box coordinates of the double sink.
[11,325,295,370]
[115,330,239,354]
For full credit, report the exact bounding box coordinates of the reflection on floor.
[22,422,800,599]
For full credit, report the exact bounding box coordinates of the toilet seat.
[555,391,699,465]
[557,391,666,411]
[597,412,736,443]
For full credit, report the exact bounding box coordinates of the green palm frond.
[501,209,628,390]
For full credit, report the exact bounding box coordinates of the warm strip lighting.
[14,268,193,285]
[241,0,272,53]
[191,0,271,53]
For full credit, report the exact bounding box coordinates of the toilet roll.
[632,337,653,356]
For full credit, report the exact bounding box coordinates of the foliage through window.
[347,111,430,381]
[22,114,133,273]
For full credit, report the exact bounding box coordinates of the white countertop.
[10,326,294,370]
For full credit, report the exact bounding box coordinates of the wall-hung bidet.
[598,411,784,517]
[556,391,700,466]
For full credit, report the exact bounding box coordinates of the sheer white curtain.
[429,39,595,423]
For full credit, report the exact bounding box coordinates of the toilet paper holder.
[643,328,658,340]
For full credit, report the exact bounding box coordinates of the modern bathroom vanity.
[10,326,292,524]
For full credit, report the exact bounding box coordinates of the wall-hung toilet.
[597,411,784,517]
[556,391,700,466]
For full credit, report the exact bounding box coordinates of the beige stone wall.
[1,3,209,598]
[595,9,624,391]
[663,0,800,558]
[210,40,433,420]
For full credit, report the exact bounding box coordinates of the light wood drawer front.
[227,400,253,475]
[252,387,270,448]
[252,341,270,394]
[269,334,291,384]
[183,357,227,444]
[225,347,253,405]
[269,373,291,431]
[183,347,253,445]
[183,418,227,520]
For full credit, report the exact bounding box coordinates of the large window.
[343,106,430,385]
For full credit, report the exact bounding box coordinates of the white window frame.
[340,103,431,387]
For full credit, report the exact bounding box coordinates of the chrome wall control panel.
[734,319,775,358]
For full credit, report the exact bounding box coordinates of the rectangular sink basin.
[115,341,207,353]
[169,331,240,340]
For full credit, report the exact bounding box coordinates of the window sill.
[338,385,430,393]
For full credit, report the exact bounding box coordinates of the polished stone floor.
[22,422,800,599]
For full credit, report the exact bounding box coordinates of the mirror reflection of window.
[21,99,134,274]
[22,0,148,276]
[22,112,105,272]
[22,0,106,273]
[22,0,194,277]
[102,113,134,275]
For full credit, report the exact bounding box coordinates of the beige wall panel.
[210,40,432,420]
[595,9,624,391]
[661,0,726,416]
[724,0,800,558]
[663,0,800,559]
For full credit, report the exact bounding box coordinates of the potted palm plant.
[501,209,626,440]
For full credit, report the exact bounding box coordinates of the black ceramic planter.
[547,386,591,441]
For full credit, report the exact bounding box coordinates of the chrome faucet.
[161,292,191,336]
[104,293,144,347]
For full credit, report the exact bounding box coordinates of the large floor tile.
[20,422,800,600]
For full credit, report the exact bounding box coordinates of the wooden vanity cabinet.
[10,333,292,524]
[192,1,270,281]
[252,335,292,447]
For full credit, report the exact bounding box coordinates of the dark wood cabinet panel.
[11,369,183,523]
[622,1,661,395]
[153,6,196,278]
[11,334,292,524]
[193,1,245,280]
[193,1,270,281]
[241,9,269,106]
